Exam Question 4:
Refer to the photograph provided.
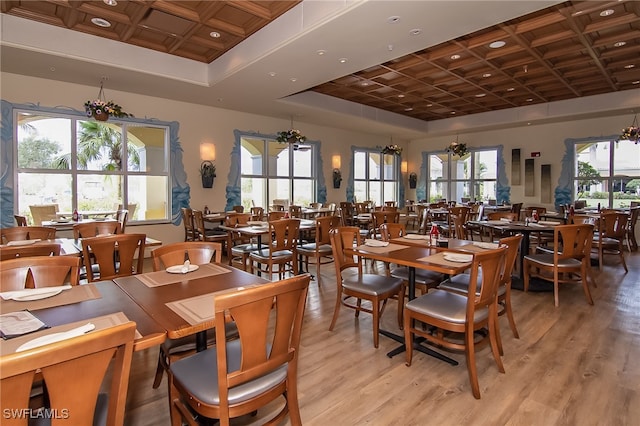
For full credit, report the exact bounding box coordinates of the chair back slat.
[152,241,222,271]
[1,226,56,244]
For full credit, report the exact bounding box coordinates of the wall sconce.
[401,161,408,174]
[200,142,216,161]
[332,155,342,189]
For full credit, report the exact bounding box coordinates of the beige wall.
[1,72,406,245]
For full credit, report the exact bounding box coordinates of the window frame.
[352,148,401,205]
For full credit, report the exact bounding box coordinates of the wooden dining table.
[351,244,473,364]
[0,238,82,257]
[113,263,269,351]
[0,280,166,353]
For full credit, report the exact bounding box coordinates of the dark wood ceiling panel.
[2,1,638,123]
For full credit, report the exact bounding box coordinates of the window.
[574,139,640,208]
[424,149,498,202]
[353,149,400,205]
[239,137,317,209]
[15,110,170,223]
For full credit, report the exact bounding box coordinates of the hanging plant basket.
[84,80,131,122]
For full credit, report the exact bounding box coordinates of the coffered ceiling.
[1,1,639,137]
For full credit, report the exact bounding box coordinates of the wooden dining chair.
[370,210,400,239]
[28,204,58,225]
[0,255,81,290]
[249,219,300,279]
[115,209,129,233]
[329,227,404,348]
[150,241,225,389]
[625,206,639,251]
[72,221,122,239]
[404,246,507,399]
[249,206,264,221]
[380,222,443,296]
[592,211,629,272]
[1,226,56,243]
[439,234,523,353]
[0,243,61,261]
[288,205,302,218]
[524,224,595,306]
[297,215,340,282]
[231,205,244,213]
[267,210,286,221]
[224,213,259,270]
[81,233,146,282]
[193,210,227,252]
[14,215,27,226]
[1,321,136,426]
[169,274,311,426]
[181,207,197,241]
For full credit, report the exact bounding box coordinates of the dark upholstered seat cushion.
[389,266,443,285]
[231,243,260,254]
[342,274,403,296]
[170,340,287,406]
[405,289,489,324]
[298,242,332,255]
[438,273,506,297]
[250,249,293,260]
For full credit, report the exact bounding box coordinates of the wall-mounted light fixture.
[332,155,342,188]
[401,160,408,174]
[200,142,216,161]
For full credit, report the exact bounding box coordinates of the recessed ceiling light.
[49,67,56,72]
[316,49,326,55]
[624,64,635,69]
[361,81,369,86]
[450,54,461,60]
[387,16,400,24]
[526,98,533,102]
[209,31,221,38]
[398,94,405,98]
[103,0,117,5]
[91,17,111,28]
[268,72,276,77]
[614,41,626,47]
[339,58,348,63]
[600,9,614,17]
[290,78,297,82]
[507,87,515,92]
[475,93,486,98]
[450,111,456,115]
[409,29,422,36]
[427,103,433,107]
[404,107,413,111]
[633,80,640,85]
[489,40,505,49]
[482,73,492,78]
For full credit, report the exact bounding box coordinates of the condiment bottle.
[532,209,538,222]
[72,208,79,221]
[569,205,575,216]
[204,205,210,215]
[429,224,439,246]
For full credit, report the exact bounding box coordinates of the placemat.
[0,312,139,355]
[355,243,409,254]
[136,263,233,288]
[0,284,101,314]
[417,252,472,268]
[166,285,260,326]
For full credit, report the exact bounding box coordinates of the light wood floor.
[124,250,640,425]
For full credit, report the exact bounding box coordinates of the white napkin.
[0,285,72,301]
[16,323,95,352]
[364,239,389,247]
[181,260,191,274]
[499,218,511,222]
[6,239,41,246]
[538,221,559,226]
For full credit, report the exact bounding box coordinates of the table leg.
[195,331,207,352]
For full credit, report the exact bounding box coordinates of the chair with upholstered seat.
[0,255,81,290]
[115,209,129,233]
[150,241,225,389]
[592,211,629,272]
[1,321,136,426]
[1,226,56,244]
[267,211,286,221]
[0,243,61,261]
[72,221,122,239]
[329,227,404,348]
[14,215,27,226]
[81,233,146,282]
[249,206,264,221]
[288,205,302,218]
[249,219,300,279]
[297,215,340,282]
[486,212,519,241]
[193,210,228,253]
[626,206,639,251]
[169,274,311,426]
[380,223,443,296]
[404,246,507,399]
[439,234,523,352]
[224,213,259,270]
[524,223,595,306]
[370,210,400,239]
